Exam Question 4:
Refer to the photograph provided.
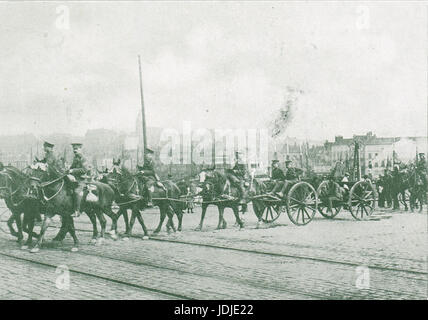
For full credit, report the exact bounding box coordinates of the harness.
[38,175,66,202]
[0,171,29,207]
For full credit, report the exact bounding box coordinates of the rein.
[38,176,66,202]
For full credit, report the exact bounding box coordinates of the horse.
[195,169,244,231]
[406,167,425,212]
[101,168,184,237]
[0,164,42,248]
[143,176,185,235]
[100,167,149,238]
[27,162,116,252]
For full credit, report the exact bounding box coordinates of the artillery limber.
[251,178,318,226]
[316,178,377,220]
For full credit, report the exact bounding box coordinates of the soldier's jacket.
[232,162,247,178]
[69,154,88,179]
[41,151,62,171]
[285,167,301,180]
[271,167,286,181]
[139,157,156,178]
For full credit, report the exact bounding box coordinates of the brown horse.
[195,169,244,231]
[27,162,116,252]
[0,164,42,248]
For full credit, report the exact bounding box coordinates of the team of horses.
[0,161,425,253]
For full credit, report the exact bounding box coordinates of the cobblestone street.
[0,201,426,300]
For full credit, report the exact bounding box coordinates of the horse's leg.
[65,215,79,252]
[129,208,137,234]
[102,206,118,240]
[216,206,224,229]
[153,205,166,234]
[31,214,54,253]
[232,205,244,229]
[95,209,107,245]
[14,212,24,245]
[134,209,149,239]
[403,190,408,211]
[6,213,18,237]
[172,203,183,232]
[52,214,68,243]
[86,211,98,244]
[21,212,32,249]
[165,204,176,233]
[195,203,208,231]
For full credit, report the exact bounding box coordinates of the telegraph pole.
[138,55,147,162]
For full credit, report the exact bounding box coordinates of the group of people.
[37,141,168,217]
[376,153,427,210]
[36,140,428,214]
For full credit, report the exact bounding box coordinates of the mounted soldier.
[225,151,248,204]
[136,148,166,207]
[39,141,61,170]
[69,143,89,218]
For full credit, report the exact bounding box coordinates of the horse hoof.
[96,238,105,245]
[90,239,97,245]
[142,236,149,240]
[21,245,29,250]
[122,237,129,241]
[71,247,79,252]
[30,247,39,253]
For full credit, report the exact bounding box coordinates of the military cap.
[71,143,83,148]
[136,164,144,170]
[419,153,425,156]
[145,148,154,154]
[43,141,54,148]
[285,159,293,164]
[344,172,350,177]
[272,160,279,164]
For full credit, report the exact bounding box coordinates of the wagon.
[251,179,318,226]
[316,178,377,220]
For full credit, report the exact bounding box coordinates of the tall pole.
[138,55,147,162]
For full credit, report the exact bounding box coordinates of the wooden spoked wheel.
[260,204,284,223]
[316,180,342,219]
[349,180,376,220]
[286,182,318,225]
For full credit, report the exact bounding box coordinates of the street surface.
[0,200,426,300]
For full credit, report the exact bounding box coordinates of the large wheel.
[260,203,284,223]
[286,181,318,225]
[349,180,376,220]
[316,180,342,219]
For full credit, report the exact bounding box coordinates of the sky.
[0,1,426,141]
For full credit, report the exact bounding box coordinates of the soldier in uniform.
[274,159,302,198]
[416,153,427,199]
[226,152,248,204]
[40,141,61,170]
[69,143,89,218]
[136,148,166,207]
[269,160,286,195]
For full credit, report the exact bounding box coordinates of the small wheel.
[286,181,318,225]
[316,180,342,219]
[261,204,282,223]
[349,180,376,220]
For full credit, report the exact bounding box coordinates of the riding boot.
[71,189,82,218]
[145,187,153,207]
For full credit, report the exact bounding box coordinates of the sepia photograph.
[0,1,426,304]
